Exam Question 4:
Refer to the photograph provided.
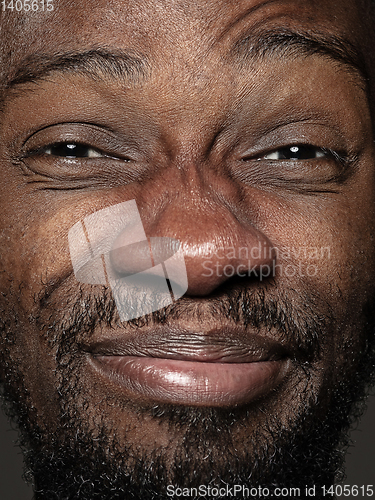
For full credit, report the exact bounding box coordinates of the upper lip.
[81,324,291,363]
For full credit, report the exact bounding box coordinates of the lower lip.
[91,355,290,407]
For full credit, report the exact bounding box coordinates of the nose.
[149,208,275,296]
[109,200,275,298]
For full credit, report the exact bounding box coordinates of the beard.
[1,278,375,500]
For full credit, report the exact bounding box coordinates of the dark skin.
[1,0,375,496]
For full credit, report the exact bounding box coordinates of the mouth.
[84,326,292,407]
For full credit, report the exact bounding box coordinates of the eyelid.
[231,141,358,190]
[21,123,139,162]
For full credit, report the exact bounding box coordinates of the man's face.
[1,0,375,497]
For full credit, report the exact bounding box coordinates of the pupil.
[280,145,317,160]
[50,143,89,157]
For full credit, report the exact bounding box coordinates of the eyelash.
[36,142,114,159]
[243,144,345,163]
[37,142,343,164]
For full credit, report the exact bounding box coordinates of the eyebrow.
[3,28,369,96]
[4,48,150,90]
[231,27,369,89]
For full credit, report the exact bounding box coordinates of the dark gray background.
[0,393,374,499]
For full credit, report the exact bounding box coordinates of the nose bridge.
[145,154,239,243]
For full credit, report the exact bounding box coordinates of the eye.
[42,142,105,159]
[262,145,326,161]
[233,142,352,189]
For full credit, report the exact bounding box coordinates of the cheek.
[0,189,114,313]
[248,168,375,363]
[256,180,375,301]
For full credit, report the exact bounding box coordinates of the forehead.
[1,0,370,128]
[1,0,365,75]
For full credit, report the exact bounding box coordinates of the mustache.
[36,273,327,364]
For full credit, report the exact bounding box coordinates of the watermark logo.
[201,245,330,280]
[68,200,188,321]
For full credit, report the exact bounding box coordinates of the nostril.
[181,233,276,297]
